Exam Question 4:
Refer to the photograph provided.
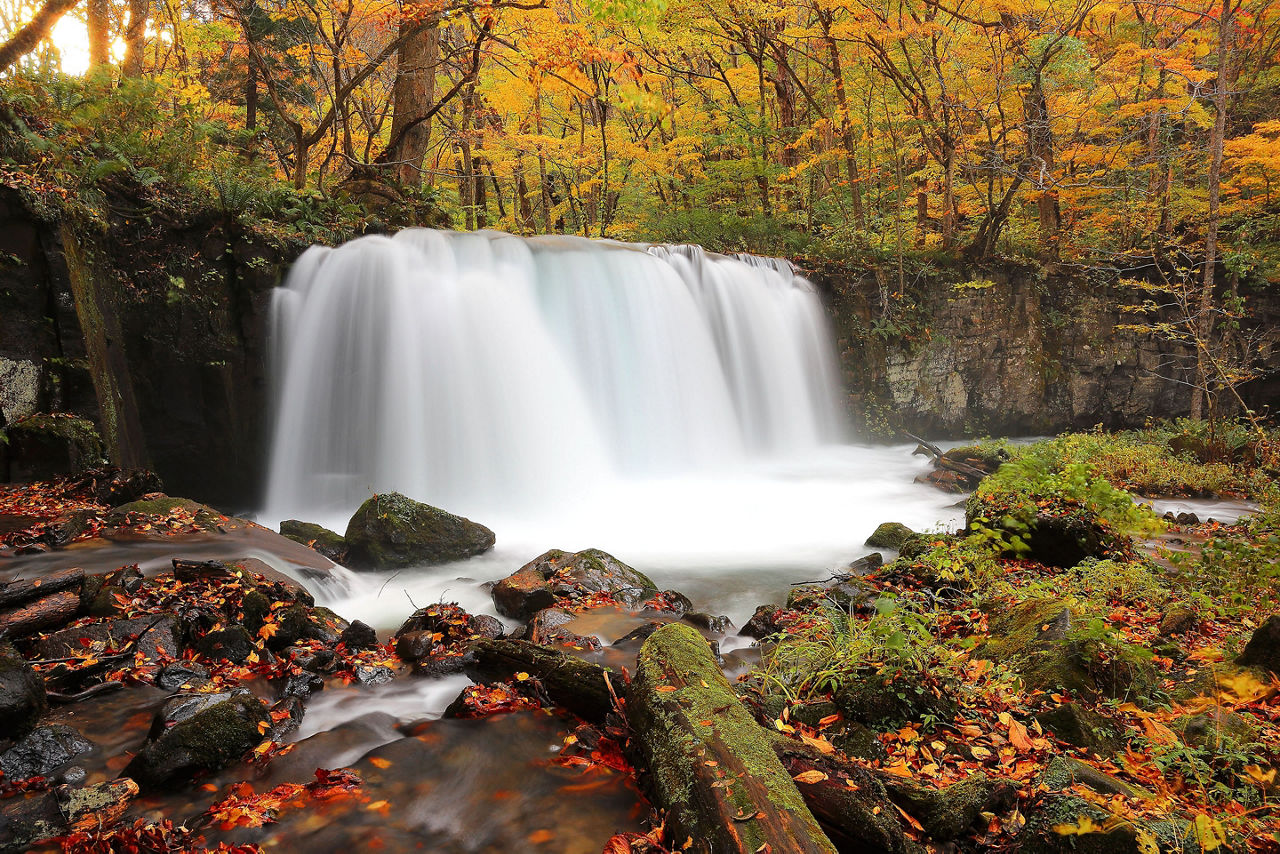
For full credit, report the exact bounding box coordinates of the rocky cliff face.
[2,180,1274,506]
[0,185,300,507]
[811,261,1277,439]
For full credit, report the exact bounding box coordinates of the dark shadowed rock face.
[343,492,495,570]
[124,693,270,789]
[0,644,46,745]
[1237,615,1280,674]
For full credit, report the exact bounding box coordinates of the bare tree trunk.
[87,0,110,67]
[123,0,148,74]
[388,16,439,187]
[1192,0,1234,420]
[820,11,864,228]
[1023,77,1061,255]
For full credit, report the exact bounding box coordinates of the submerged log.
[0,590,81,638]
[0,568,84,609]
[464,638,619,723]
[626,623,837,854]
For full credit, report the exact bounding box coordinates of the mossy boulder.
[106,495,226,531]
[883,772,1014,841]
[279,519,348,564]
[500,548,658,610]
[1235,614,1280,674]
[977,598,1157,701]
[1021,794,1159,854]
[1175,708,1258,753]
[1041,756,1142,799]
[833,663,957,729]
[123,694,269,788]
[866,522,917,550]
[343,492,495,570]
[3,414,104,482]
[1036,703,1123,755]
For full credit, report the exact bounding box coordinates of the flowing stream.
[261,229,965,629]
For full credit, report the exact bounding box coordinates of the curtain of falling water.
[263,230,845,522]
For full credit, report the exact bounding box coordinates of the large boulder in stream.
[492,548,658,619]
[343,492,495,570]
[123,693,270,788]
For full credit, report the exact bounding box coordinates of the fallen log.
[626,623,837,854]
[0,590,81,638]
[464,638,619,723]
[0,568,84,609]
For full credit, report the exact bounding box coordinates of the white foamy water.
[262,229,965,627]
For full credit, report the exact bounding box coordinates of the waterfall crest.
[264,229,845,521]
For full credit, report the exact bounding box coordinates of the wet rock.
[492,567,556,620]
[195,625,254,663]
[60,766,86,785]
[79,566,145,617]
[343,492,495,570]
[844,553,883,574]
[529,608,601,650]
[613,621,665,648]
[283,671,324,699]
[866,522,916,550]
[150,690,243,738]
[1021,793,1152,853]
[106,495,226,531]
[680,611,732,633]
[155,662,212,691]
[412,655,466,678]
[296,648,338,674]
[1236,615,1280,674]
[0,789,65,852]
[468,614,505,640]
[1036,703,1122,754]
[69,466,163,505]
[241,589,271,635]
[394,631,436,663]
[42,509,97,547]
[742,604,784,639]
[0,643,46,744]
[657,590,693,614]
[352,664,396,685]
[125,694,270,788]
[36,613,182,664]
[4,414,104,482]
[268,696,305,740]
[340,620,378,649]
[511,548,660,610]
[0,725,92,781]
[1158,606,1198,637]
[789,576,880,616]
[279,519,348,563]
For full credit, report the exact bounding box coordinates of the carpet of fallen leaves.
[745,516,1280,851]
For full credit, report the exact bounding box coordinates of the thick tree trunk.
[0,0,81,72]
[1023,78,1061,254]
[122,0,148,75]
[87,0,110,67]
[388,17,439,187]
[626,624,837,854]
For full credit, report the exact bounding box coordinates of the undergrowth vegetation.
[743,422,1280,848]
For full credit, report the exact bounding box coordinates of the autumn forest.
[2,0,1278,271]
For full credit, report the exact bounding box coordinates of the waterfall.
[263,229,845,523]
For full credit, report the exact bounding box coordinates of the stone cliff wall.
[810,260,1278,439]
[0,185,300,507]
[2,180,1275,506]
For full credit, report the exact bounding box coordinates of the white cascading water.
[265,229,844,518]
[264,228,963,628]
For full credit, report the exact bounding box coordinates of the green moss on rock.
[866,522,917,550]
[343,492,495,570]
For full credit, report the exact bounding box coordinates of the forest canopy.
[0,0,1278,273]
